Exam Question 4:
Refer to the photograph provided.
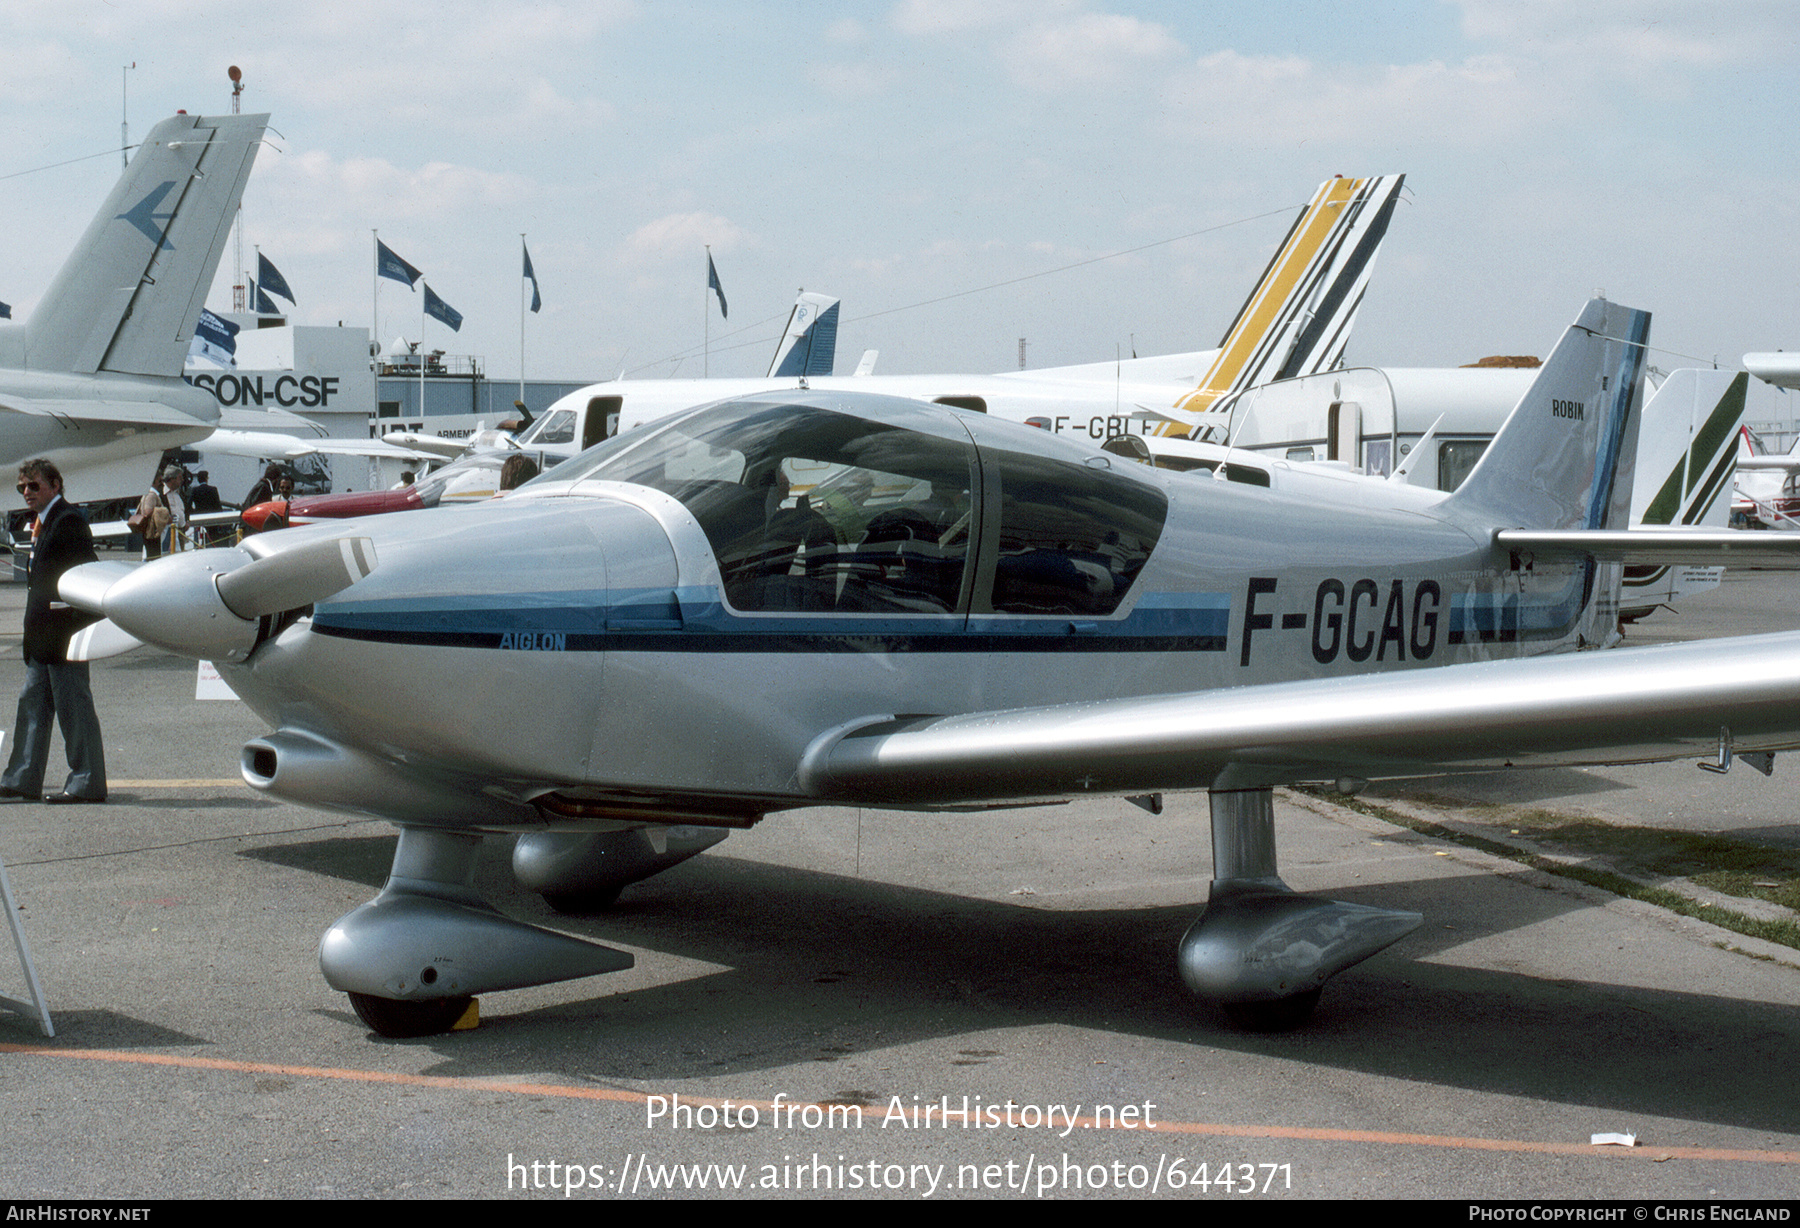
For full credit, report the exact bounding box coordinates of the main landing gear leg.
[319,826,634,1038]
[513,826,731,913]
[1177,788,1421,1031]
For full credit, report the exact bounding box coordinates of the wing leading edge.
[798,630,1800,805]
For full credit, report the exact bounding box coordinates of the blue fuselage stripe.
[310,590,1232,654]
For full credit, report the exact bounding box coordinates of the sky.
[3,0,1797,419]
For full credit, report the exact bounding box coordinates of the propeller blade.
[58,561,136,615]
[66,618,144,662]
[215,536,377,619]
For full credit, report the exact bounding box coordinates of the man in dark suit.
[190,470,223,514]
[1,459,105,803]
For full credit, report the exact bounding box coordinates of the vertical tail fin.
[1449,298,1652,530]
[1632,370,1747,528]
[766,291,840,378]
[1173,173,1404,435]
[14,112,268,378]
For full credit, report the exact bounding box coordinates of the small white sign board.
[196,661,239,701]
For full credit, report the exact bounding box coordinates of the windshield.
[518,408,576,446]
[557,399,979,614]
[414,452,508,505]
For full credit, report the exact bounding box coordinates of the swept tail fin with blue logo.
[766,291,840,378]
[7,112,268,379]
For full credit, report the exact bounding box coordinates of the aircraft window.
[1150,456,1272,486]
[1438,439,1489,492]
[558,401,978,614]
[985,451,1166,617]
[412,452,508,506]
[520,409,576,446]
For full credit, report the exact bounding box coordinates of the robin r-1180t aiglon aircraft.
[58,297,1800,1037]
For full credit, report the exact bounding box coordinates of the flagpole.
[704,244,710,378]
[519,233,526,405]
[419,283,427,423]
[371,230,379,373]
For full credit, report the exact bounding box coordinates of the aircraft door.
[1327,401,1362,466]
[585,396,622,447]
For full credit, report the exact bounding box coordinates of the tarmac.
[0,569,1797,1201]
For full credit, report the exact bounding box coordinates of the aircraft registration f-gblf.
[60,298,1800,1037]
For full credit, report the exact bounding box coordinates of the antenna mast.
[229,66,246,312]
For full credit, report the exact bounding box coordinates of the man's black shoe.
[44,792,104,805]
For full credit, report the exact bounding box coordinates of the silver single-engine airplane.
[58,297,1800,1037]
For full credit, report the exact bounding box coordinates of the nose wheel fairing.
[1178,788,1422,1028]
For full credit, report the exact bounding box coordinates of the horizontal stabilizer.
[1497,526,1800,566]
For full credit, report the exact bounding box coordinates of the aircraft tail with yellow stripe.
[1162,174,1404,439]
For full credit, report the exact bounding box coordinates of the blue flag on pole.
[522,241,542,314]
[252,281,281,314]
[424,283,463,332]
[190,308,239,367]
[377,240,422,288]
[257,252,296,304]
[0,302,10,320]
[707,253,727,319]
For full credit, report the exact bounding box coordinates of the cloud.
[1002,12,1184,88]
[1163,48,1557,148]
[809,62,896,99]
[620,211,749,264]
[826,17,869,45]
[890,0,1067,37]
[1449,0,1793,71]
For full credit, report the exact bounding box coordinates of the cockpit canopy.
[544,394,1169,618]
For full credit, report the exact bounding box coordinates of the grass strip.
[1292,785,1800,951]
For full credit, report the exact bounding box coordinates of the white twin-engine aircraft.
[61,297,1800,1038]
[506,175,1407,459]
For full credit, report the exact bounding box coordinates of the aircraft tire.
[349,991,474,1038]
[1220,988,1321,1033]
[541,886,624,914]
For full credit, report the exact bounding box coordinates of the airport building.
[181,317,587,502]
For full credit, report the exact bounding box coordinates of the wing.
[204,428,440,463]
[798,631,1800,805]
